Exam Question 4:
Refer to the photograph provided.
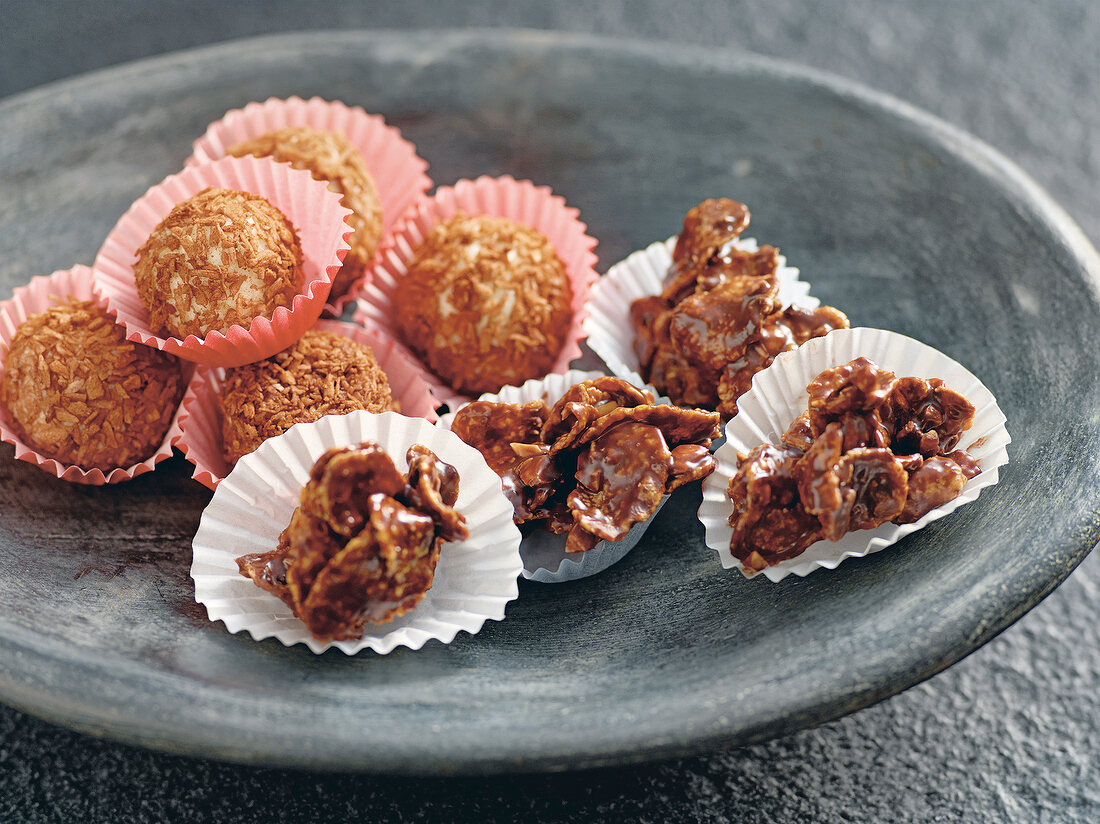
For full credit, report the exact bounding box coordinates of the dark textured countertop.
[1,2,1098,821]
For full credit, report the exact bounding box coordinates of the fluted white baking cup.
[0,266,188,485]
[187,96,433,315]
[699,327,1010,581]
[585,236,817,381]
[92,155,352,368]
[355,175,600,409]
[174,319,441,490]
[191,410,523,654]
[440,369,681,583]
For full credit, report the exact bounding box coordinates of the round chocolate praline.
[219,330,396,465]
[133,187,304,340]
[0,299,185,471]
[393,213,574,396]
[228,127,383,303]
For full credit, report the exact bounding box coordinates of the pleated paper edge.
[439,368,676,583]
[90,155,352,367]
[0,266,187,485]
[174,318,442,490]
[190,409,522,654]
[698,326,1011,581]
[584,235,817,380]
[185,95,433,315]
[354,175,600,409]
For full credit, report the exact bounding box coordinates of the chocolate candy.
[726,358,981,572]
[632,198,849,416]
[237,442,468,642]
[452,377,721,553]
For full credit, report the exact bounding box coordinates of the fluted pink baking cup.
[91,155,352,368]
[585,236,817,382]
[355,175,600,409]
[187,96,433,315]
[175,319,441,490]
[698,327,1010,581]
[0,266,188,485]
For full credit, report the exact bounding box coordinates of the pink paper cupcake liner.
[91,155,352,368]
[175,319,440,490]
[354,175,600,409]
[0,266,188,485]
[188,96,433,315]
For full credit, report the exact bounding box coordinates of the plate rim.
[0,27,1098,774]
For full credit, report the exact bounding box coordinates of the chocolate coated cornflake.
[631,198,849,417]
[236,442,468,641]
[451,377,720,552]
[726,358,981,569]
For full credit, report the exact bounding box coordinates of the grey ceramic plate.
[0,30,1098,775]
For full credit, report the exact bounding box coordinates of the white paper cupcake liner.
[174,319,441,490]
[191,410,523,654]
[440,369,682,583]
[0,266,189,485]
[355,175,600,409]
[584,235,817,382]
[187,96,433,315]
[699,327,1011,581]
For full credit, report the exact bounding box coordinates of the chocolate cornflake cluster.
[727,357,981,573]
[237,441,468,641]
[451,377,721,553]
[631,198,850,417]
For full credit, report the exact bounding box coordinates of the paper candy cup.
[698,327,1011,581]
[440,369,677,583]
[584,236,816,382]
[175,319,441,490]
[92,155,352,368]
[188,96,433,315]
[191,410,523,654]
[0,266,187,485]
[355,175,600,409]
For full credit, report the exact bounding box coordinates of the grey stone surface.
[0,2,1098,822]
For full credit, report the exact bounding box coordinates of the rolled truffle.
[228,127,382,303]
[393,214,574,396]
[219,330,396,465]
[133,187,305,340]
[0,299,185,471]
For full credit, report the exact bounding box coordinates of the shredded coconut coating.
[219,330,397,465]
[0,299,185,471]
[393,214,574,396]
[133,187,304,340]
[228,127,383,302]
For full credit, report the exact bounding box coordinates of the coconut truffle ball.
[393,214,574,396]
[0,299,185,471]
[228,127,383,304]
[219,330,396,465]
[133,187,305,340]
